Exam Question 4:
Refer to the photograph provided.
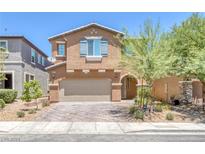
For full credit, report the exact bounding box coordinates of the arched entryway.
[121,74,137,99]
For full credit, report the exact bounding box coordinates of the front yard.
[0,98,54,121]
[142,106,205,123]
[129,101,205,123]
[1,99,205,122]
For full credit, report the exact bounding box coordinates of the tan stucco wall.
[192,80,203,99]
[152,77,203,101]
[48,64,123,102]
[49,84,59,103]
[152,76,181,101]
[50,25,121,70]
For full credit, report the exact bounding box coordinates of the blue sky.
[0,12,202,56]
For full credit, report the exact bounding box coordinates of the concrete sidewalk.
[1,122,205,135]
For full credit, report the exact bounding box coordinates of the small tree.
[21,82,32,102]
[30,80,42,110]
[119,19,170,107]
[21,80,42,110]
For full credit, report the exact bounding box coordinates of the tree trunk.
[201,81,205,110]
[141,79,144,108]
[36,99,38,110]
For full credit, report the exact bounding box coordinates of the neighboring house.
[0,36,50,97]
[46,23,202,102]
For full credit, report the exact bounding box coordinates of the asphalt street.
[1,134,205,142]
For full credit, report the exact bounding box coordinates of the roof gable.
[48,23,124,40]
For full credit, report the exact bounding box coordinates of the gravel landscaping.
[0,99,54,121]
[131,103,205,123]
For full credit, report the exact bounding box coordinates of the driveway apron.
[35,101,136,122]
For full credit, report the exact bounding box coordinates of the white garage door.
[59,79,111,101]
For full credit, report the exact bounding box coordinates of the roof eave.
[48,23,124,41]
[0,35,48,58]
[45,61,66,70]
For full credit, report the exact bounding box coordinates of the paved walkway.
[1,122,205,135]
[36,101,136,122]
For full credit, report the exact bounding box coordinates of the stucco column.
[111,83,122,102]
[49,84,59,103]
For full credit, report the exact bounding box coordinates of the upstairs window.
[31,48,36,63]
[38,54,42,64]
[87,39,101,56]
[80,38,108,56]
[0,40,8,51]
[57,44,65,56]
[42,57,45,66]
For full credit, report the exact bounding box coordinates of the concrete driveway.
[35,101,136,122]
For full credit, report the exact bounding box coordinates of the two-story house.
[0,36,50,97]
[46,23,138,102]
[46,23,204,103]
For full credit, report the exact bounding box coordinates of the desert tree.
[119,20,170,107]
[163,13,205,102]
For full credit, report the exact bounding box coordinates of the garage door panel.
[59,79,111,101]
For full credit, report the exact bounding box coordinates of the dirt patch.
[0,99,54,121]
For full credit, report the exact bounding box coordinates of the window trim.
[0,40,9,51]
[24,72,35,82]
[85,36,102,40]
[87,38,101,57]
[80,37,108,57]
[0,70,15,89]
[57,44,65,56]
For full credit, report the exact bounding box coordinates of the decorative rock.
[179,81,193,103]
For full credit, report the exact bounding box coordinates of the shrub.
[129,105,137,114]
[161,102,171,110]
[134,109,144,120]
[166,112,174,121]
[0,99,5,109]
[137,87,151,99]
[21,82,32,102]
[42,100,50,107]
[28,109,36,114]
[0,89,18,103]
[16,111,25,118]
[155,104,163,112]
